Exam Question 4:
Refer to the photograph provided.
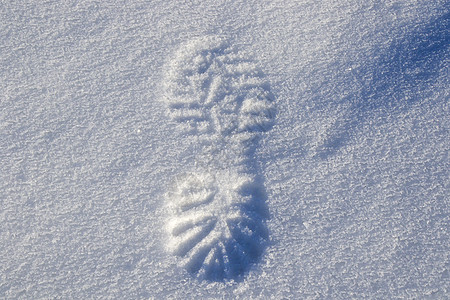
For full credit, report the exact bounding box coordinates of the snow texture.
[0,0,449,299]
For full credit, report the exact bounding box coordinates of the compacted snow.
[1,1,448,298]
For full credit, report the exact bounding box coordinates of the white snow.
[1,0,448,298]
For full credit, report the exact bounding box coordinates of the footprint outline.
[163,36,275,281]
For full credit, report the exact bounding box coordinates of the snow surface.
[1,0,449,298]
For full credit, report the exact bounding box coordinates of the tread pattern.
[166,171,268,280]
[164,36,275,137]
